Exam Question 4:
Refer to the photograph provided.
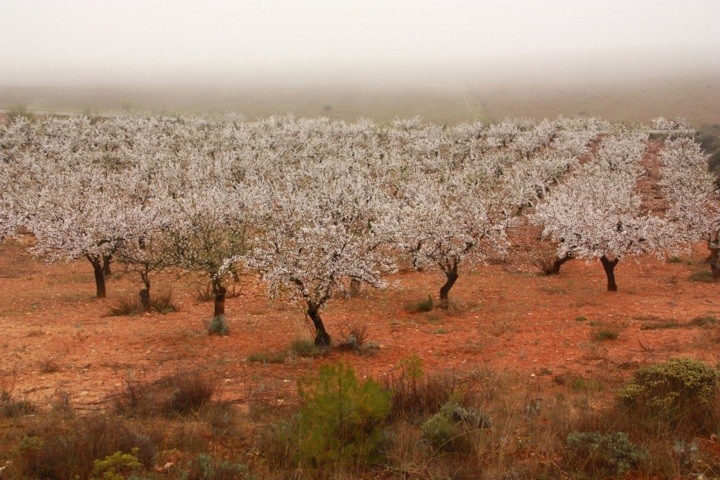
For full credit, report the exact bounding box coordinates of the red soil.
[0,238,718,412]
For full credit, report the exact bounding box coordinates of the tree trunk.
[139,289,151,312]
[550,254,572,275]
[439,264,459,307]
[139,269,152,312]
[600,255,619,292]
[89,258,106,298]
[213,283,226,317]
[307,304,331,347]
[102,255,112,277]
[708,248,720,279]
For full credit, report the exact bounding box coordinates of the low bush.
[337,323,369,351]
[420,394,491,453]
[619,358,719,432]
[114,370,215,417]
[39,358,61,374]
[13,415,155,480]
[566,431,648,478]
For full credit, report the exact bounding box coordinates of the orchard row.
[0,114,717,345]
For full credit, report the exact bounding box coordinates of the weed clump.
[337,323,379,355]
[384,355,458,420]
[247,350,287,364]
[406,295,434,313]
[181,453,250,480]
[1,390,35,418]
[289,338,321,358]
[208,315,229,336]
[592,328,619,341]
[108,291,180,316]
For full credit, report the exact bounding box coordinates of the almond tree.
[26,166,133,298]
[249,165,394,347]
[396,164,510,307]
[161,186,250,317]
[533,133,674,291]
[658,136,719,277]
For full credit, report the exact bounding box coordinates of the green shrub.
[619,358,719,430]
[208,315,229,336]
[420,394,491,452]
[91,449,142,480]
[566,431,648,477]
[294,363,391,466]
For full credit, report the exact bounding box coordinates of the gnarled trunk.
[600,255,619,292]
[439,263,459,307]
[307,303,331,347]
[551,254,572,275]
[212,282,226,317]
[88,257,106,298]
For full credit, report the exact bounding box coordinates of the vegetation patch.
[273,363,391,467]
[566,431,648,477]
[619,358,719,431]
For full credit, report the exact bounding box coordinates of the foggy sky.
[1,0,719,86]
